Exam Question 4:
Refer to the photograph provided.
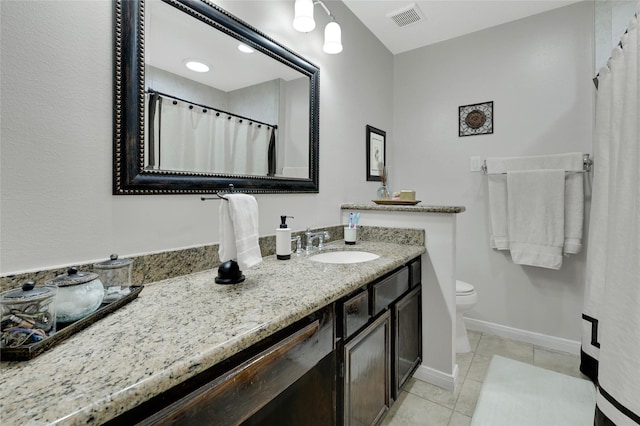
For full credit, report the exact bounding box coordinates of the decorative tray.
[372,200,421,206]
[1,286,143,361]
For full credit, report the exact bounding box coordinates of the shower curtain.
[581,4,639,426]
[150,97,273,176]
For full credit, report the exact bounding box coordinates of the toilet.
[455,280,478,353]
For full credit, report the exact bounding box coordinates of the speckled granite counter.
[0,240,424,426]
[341,203,465,214]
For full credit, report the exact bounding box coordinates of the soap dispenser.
[276,216,293,260]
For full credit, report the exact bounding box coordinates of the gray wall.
[392,1,594,342]
[0,0,393,274]
[1,0,596,345]
[147,65,230,109]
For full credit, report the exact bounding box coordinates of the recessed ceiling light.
[184,60,210,73]
[238,43,254,53]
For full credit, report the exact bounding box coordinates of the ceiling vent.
[387,3,424,28]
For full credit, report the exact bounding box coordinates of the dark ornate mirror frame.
[113,0,320,195]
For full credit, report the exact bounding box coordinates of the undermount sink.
[309,251,380,264]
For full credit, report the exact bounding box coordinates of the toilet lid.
[456,280,475,295]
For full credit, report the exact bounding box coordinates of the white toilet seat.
[455,280,478,353]
[456,280,475,295]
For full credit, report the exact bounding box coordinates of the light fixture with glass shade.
[293,0,342,54]
[292,0,315,32]
[323,20,342,54]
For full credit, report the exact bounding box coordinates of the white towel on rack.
[486,152,585,258]
[488,174,510,250]
[507,170,566,269]
[563,172,584,254]
[219,194,262,270]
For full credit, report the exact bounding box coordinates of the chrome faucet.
[291,235,302,254]
[305,229,330,252]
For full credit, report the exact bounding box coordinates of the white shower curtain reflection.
[246,123,270,176]
[159,101,189,171]
[581,4,640,426]
[151,98,273,176]
[230,117,249,175]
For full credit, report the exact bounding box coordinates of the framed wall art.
[366,125,386,181]
[459,101,493,137]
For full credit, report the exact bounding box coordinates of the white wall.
[392,1,594,342]
[0,0,393,275]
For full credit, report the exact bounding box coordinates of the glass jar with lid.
[1,282,57,348]
[93,254,133,303]
[46,267,104,323]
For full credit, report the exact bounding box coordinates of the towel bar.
[481,154,592,175]
[201,184,235,201]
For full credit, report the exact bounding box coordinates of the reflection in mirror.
[145,0,309,178]
[113,0,320,194]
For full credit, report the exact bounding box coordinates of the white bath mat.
[471,355,596,426]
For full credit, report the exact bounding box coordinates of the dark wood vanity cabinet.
[338,257,422,426]
[108,257,421,426]
[108,305,335,426]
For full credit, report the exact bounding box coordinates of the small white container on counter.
[46,268,104,323]
[344,227,357,245]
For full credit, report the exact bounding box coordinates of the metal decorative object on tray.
[0,286,143,361]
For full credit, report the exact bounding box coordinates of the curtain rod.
[147,88,278,130]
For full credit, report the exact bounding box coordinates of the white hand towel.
[486,153,584,255]
[507,170,566,269]
[487,174,510,250]
[563,172,584,254]
[219,194,262,270]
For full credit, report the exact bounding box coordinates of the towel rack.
[481,154,592,175]
[201,184,235,201]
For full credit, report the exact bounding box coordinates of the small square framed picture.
[459,101,493,137]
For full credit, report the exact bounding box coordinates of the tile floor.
[381,331,586,426]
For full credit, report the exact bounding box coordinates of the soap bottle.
[276,216,293,260]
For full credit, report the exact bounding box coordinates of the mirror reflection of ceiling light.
[238,44,254,53]
[293,0,342,54]
[184,60,210,73]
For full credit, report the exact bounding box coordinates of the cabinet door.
[393,285,422,398]
[343,311,391,426]
[139,320,323,426]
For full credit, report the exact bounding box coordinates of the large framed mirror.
[114,0,320,194]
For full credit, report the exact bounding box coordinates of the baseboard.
[413,363,459,392]
[465,317,581,355]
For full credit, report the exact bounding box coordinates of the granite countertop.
[0,240,424,426]
[341,203,465,214]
